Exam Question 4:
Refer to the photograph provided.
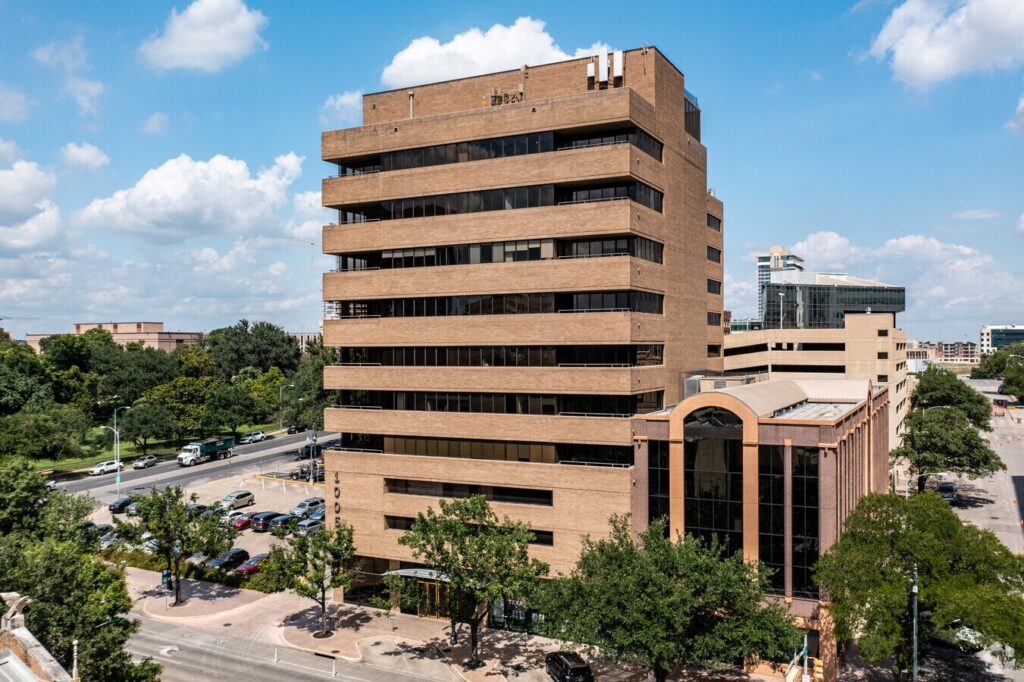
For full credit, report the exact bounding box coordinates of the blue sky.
[1,0,1022,342]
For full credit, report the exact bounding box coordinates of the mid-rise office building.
[25,321,201,353]
[980,324,1024,355]
[756,246,804,319]
[634,376,890,680]
[761,272,905,330]
[321,47,724,579]
[723,312,908,448]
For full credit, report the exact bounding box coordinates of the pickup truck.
[176,436,235,467]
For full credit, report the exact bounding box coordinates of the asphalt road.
[61,431,333,498]
[129,612,436,682]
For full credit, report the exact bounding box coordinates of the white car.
[89,460,123,476]
[238,431,267,444]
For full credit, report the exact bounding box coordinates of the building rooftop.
[769,271,899,288]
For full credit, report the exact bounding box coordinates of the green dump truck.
[176,436,235,466]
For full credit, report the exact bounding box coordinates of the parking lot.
[90,469,327,562]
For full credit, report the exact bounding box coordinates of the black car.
[109,497,135,513]
[287,424,308,435]
[250,511,283,532]
[205,548,250,572]
[268,514,300,534]
[293,444,324,461]
[184,503,208,520]
[545,652,593,682]
[81,521,112,538]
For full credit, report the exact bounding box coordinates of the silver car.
[220,490,255,510]
[133,455,158,469]
[295,519,323,536]
[289,497,325,518]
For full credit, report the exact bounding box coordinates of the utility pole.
[911,563,919,682]
[308,431,318,484]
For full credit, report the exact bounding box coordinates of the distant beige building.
[26,322,201,353]
[723,312,908,449]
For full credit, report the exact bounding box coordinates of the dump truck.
[176,436,235,467]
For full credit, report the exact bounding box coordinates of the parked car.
[90,460,123,476]
[185,551,209,566]
[234,553,269,577]
[309,507,326,522]
[222,509,247,526]
[132,455,158,469]
[295,518,323,536]
[932,619,983,653]
[238,431,267,444]
[99,531,122,550]
[124,532,152,553]
[81,521,112,539]
[250,511,283,532]
[184,503,208,520]
[286,423,308,435]
[45,479,58,492]
[231,511,259,531]
[206,548,250,572]
[937,481,958,504]
[108,496,135,513]
[219,490,255,510]
[290,464,324,482]
[268,514,300,534]
[545,651,593,682]
[125,502,141,516]
[294,444,324,461]
[289,497,325,518]
[141,537,162,554]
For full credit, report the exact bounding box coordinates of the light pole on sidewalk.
[113,405,130,495]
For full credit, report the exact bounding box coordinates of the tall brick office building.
[320,47,724,576]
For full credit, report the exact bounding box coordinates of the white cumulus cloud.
[0,137,20,164]
[74,152,303,241]
[319,91,361,127]
[870,0,1024,89]
[1018,212,1024,233]
[1008,95,1024,132]
[140,0,268,72]
[32,35,87,71]
[64,77,104,117]
[950,208,1001,219]
[60,142,109,169]
[285,190,332,243]
[0,83,31,121]
[0,160,61,252]
[142,111,169,135]
[381,17,608,88]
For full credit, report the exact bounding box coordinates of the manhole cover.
[223,623,231,627]
[331,650,339,654]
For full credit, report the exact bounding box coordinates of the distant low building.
[289,332,321,354]
[980,324,1024,355]
[762,271,906,330]
[26,322,201,354]
[1,593,71,682]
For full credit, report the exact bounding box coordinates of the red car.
[231,511,259,531]
[234,553,269,577]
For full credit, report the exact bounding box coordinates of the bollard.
[332,661,336,677]
[274,647,279,663]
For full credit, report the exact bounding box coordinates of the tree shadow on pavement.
[283,603,373,633]
[840,641,1013,681]
[950,481,995,510]
[176,579,243,604]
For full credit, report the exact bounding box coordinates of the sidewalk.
[124,567,778,681]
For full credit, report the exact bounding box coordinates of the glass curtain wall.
[683,407,744,557]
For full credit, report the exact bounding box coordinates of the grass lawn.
[33,421,278,475]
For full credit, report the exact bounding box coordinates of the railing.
[556,139,628,152]
[559,460,632,468]
[331,404,383,410]
[556,196,629,206]
[336,217,382,225]
[558,411,632,418]
[330,446,385,453]
[334,362,383,367]
[557,363,634,368]
[556,251,630,260]
[557,307,630,314]
[329,168,382,179]
[337,314,382,319]
[332,266,382,273]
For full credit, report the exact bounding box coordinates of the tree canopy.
[891,406,1003,491]
[815,493,1024,679]
[394,495,548,665]
[264,524,357,636]
[910,365,992,431]
[538,516,800,682]
[206,319,300,379]
[120,402,178,454]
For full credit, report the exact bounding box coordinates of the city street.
[129,611,437,682]
[60,431,333,503]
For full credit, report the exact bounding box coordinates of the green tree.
[911,365,992,431]
[121,402,178,454]
[1000,355,1024,400]
[0,456,92,543]
[143,375,219,438]
[815,493,1024,679]
[891,406,1003,492]
[207,381,254,435]
[972,342,1024,379]
[238,366,286,421]
[538,516,799,682]
[118,485,236,605]
[264,524,357,636]
[0,404,89,460]
[290,337,339,430]
[172,342,214,378]
[0,539,160,682]
[39,333,91,371]
[207,319,300,379]
[0,339,52,415]
[103,345,179,405]
[393,495,548,665]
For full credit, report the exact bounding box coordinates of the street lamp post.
[911,563,919,682]
[278,383,296,430]
[113,405,130,496]
[307,431,318,484]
